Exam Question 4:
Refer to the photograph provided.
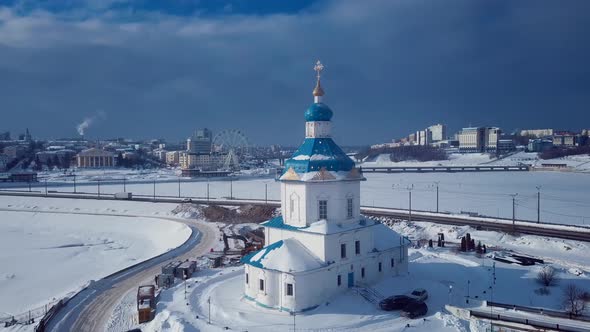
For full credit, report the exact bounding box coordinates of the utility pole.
[230,178,233,200]
[45,179,48,196]
[434,181,440,213]
[73,174,77,193]
[153,180,156,201]
[293,311,296,331]
[536,186,541,223]
[123,177,126,192]
[207,182,210,201]
[510,193,518,230]
[408,185,414,223]
[208,297,211,324]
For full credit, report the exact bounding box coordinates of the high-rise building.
[484,127,501,152]
[458,127,485,152]
[428,124,447,142]
[186,128,212,154]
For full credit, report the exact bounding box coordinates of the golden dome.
[313,80,325,97]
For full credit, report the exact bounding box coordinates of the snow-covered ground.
[362,152,590,173]
[0,197,191,320]
[6,169,588,225]
[129,220,590,332]
[363,152,495,167]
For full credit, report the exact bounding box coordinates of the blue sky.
[0,0,589,145]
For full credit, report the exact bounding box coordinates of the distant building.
[152,149,167,161]
[520,129,553,138]
[0,154,8,171]
[415,129,431,146]
[484,127,501,153]
[166,151,180,166]
[76,148,116,168]
[180,152,234,171]
[3,145,28,159]
[553,131,578,147]
[528,139,553,152]
[0,132,10,141]
[187,128,212,154]
[497,139,515,154]
[458,127,485,152]
[17,128,32,142]
[36,150,76,167]
[428,124,447,142]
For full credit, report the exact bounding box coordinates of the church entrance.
[347,272,354,288]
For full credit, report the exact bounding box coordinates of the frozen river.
[4,170,590,226]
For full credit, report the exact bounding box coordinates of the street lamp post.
[510,193,518,230]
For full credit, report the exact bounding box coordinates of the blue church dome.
[283,138,355,174]
[304,103,333,122]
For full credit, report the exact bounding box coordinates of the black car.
[401,300,428,319]
[379,295,414,311]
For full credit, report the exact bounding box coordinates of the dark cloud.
[0,0,589,145]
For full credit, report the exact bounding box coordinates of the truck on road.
[114,192,132,200]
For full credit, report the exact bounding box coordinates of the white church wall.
[305,121,332,138]
[245,243,409,312]
[281,180,361,228]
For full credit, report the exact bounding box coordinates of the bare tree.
[563,284,587,316]
[537,266,558,287]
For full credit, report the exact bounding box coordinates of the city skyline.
[1,0,589,145]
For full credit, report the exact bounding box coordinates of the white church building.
[242,61,410,313]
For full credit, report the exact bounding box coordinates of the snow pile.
[171,203,203,219]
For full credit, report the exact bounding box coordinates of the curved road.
[22,210,218,332]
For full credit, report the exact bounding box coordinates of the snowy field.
[0,199,191,318]
[362,152,590,173]
[132,220,590,332]
[6,169,589,225]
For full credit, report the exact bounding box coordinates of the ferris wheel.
[212,129,250,156]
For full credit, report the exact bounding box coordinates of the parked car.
[181,198,192,203]
[379,295,414,311]
[409,288,428,301]
[401,300,428,319]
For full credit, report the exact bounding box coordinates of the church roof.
[283,138,355,175]
[77,148,115,157]
[241,238,326,273]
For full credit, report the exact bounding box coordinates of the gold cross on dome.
[314,60,324,79]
